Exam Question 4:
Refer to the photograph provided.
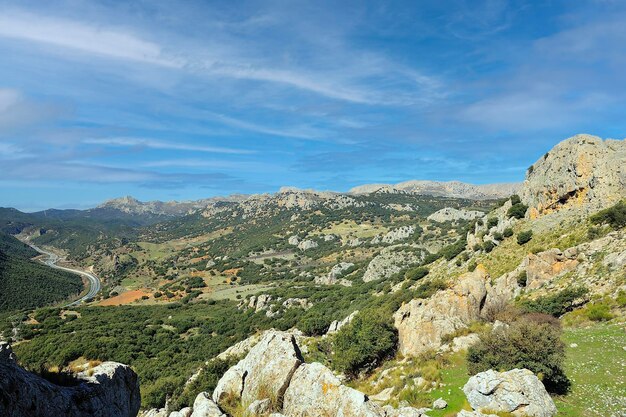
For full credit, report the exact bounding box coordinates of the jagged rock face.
[0,342,140,417]
[282,362,382,417]
[394,266,488,357]
[428,207,485,223]
[463,369,557,417]
[521,134,626,217]
[212,331,303,408]
[191,393,226,417]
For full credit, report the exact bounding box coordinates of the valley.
[1,134,625,417]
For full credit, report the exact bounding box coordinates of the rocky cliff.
[521,134,625,217]
[0,342,140,417]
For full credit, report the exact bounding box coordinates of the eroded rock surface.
[0,342,140,417]
[394,266,488,356]
[463,369,557,417]
[521,134,625,217]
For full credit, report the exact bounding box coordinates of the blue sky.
[1,0,625,211]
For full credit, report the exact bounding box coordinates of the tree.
[467,317,570,394]
[332,311,397,378]
[591,201,626,229]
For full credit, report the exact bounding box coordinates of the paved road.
[28,244,101,307]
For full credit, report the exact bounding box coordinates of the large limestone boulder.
[282,362,382,417]
[521,134,625,217]
[393,266,488,356]
[212,331,303,408]
[190,392,226,417]
[0,342,140,417]
[463,369,557,417]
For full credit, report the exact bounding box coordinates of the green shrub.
[493,232,503,241]
[487,218,499,229]
[405,267,429,281]
[468,262,477,272]
[503,227,514,238]
[510,195,521,205]
[585,303,613,322]
[332,311,397,378]
[467,317,570,394]
[516,271,527,287]
[519,287,587,317]
[590,201,626,229]
[617,290,626,308]
[300,316,330,336]
[507,203,528,219]
[516,230,533,245]
[482,240,495,253]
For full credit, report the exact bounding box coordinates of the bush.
[516,230,533,245]
[487,218,498,229]
[585,303,613,322]
[467,317,570,394]
[519,287,587,317]
[507,203,528,219]
[516,271,527,287]
[482,240,495,253]
[510,195,521,205]
[332,311,397,378]
[590,201,626,229]
[300,316,330,336]
[405,267,429,281]
[503,227,514,238]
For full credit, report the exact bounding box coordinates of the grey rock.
[394,266,488,356]
[190,392,226,417]
[169,407,192,417]
[522,134,625,217]
[432,397,447,409]
[463,369,557,417]
[213,331,303,409]
[428,207,485,223]
[0,342,140,417]
[282,362,382,417]
[245,398,272,416]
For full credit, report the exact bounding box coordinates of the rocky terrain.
[0,342,140,417]
[0,134,624,417]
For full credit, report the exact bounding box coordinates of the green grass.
[426,353,471,417]
[555,323,626,416]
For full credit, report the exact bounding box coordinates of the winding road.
[28,244,101,307]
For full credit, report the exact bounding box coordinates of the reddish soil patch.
[99,290,151,306]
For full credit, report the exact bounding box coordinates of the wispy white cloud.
[0,11,182,67]
[83,137,254,155]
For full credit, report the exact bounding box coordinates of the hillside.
[0,232,83,312]
[1,134,625,417]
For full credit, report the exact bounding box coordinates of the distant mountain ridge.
[99,180,519,217]
[349,180,521,200]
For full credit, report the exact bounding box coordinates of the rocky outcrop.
[297,239,318,251]
[394,266,488,356]
[521,134,626,217]
[463,369,557,417]
[212,331,303,408]
[315,262,354,286]
[371,226,416,244]
[204,330,428,417]
[428,207,484,223]
[363,246,425,282]
[283,362,383,417]
[0,342,140,417]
